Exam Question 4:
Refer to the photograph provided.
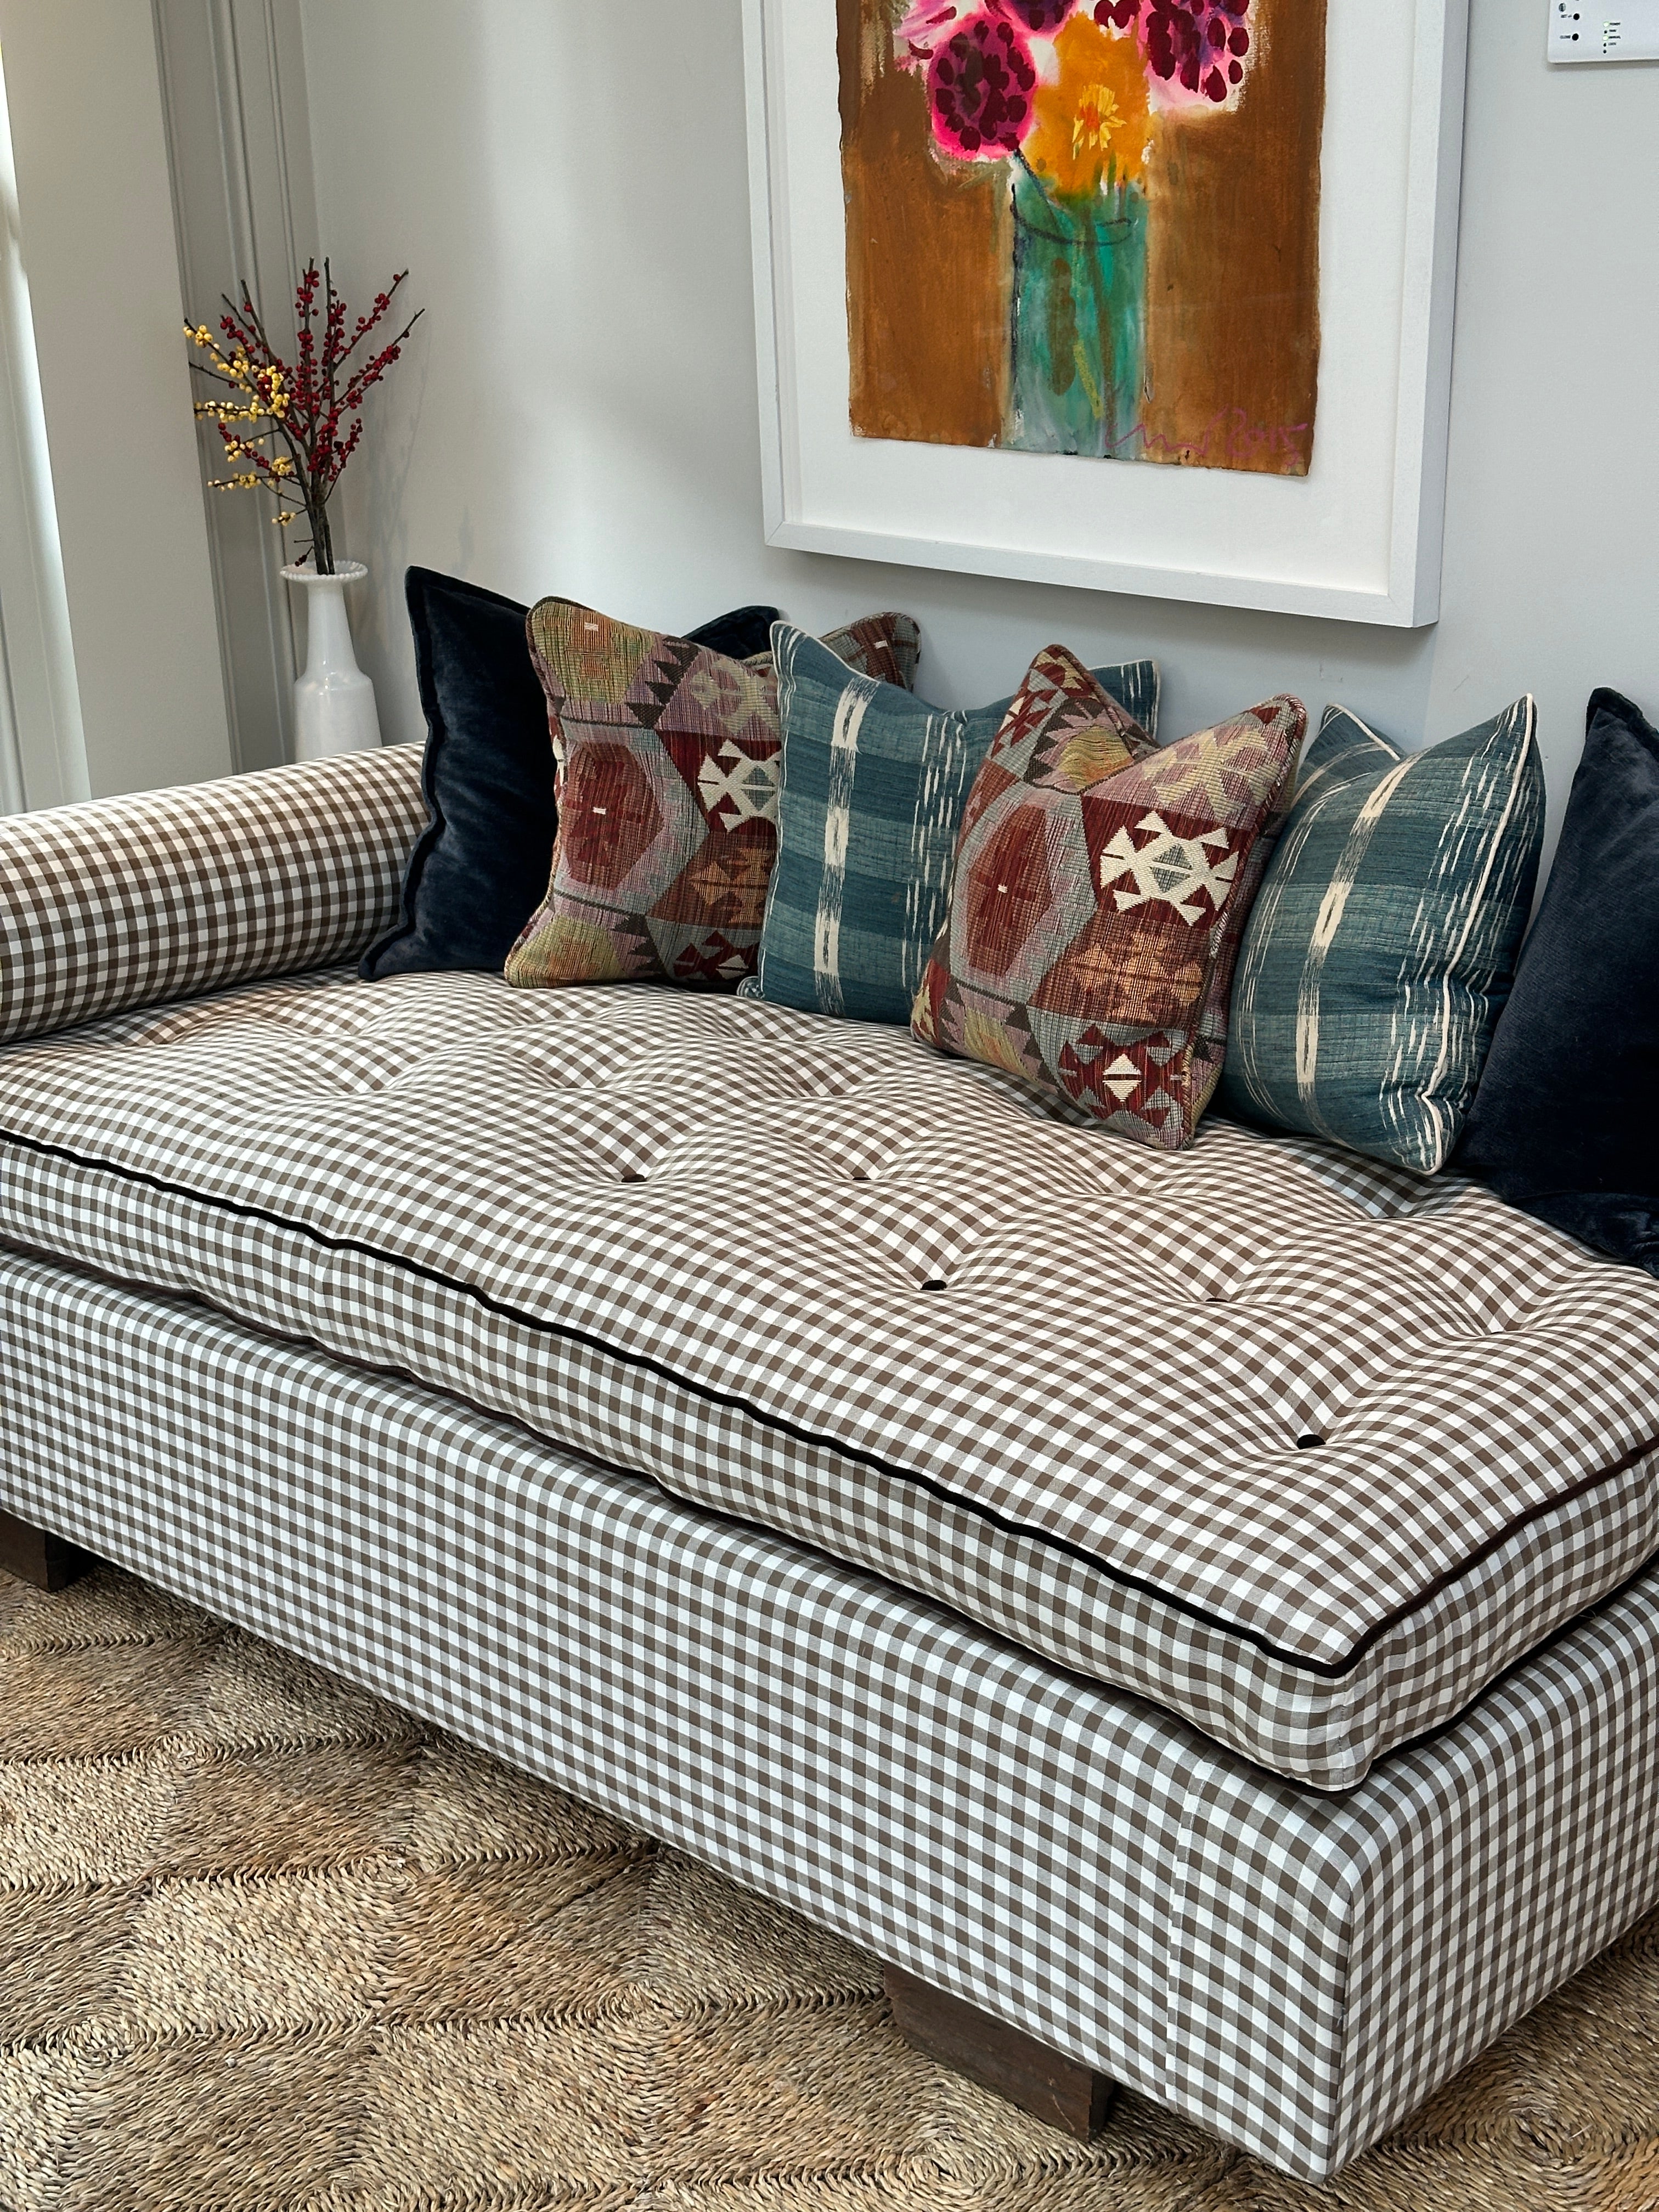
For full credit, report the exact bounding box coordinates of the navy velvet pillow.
[360,571,781,978]
[1456,688,1659,1273]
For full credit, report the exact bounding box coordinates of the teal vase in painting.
[1007,165,1148,461]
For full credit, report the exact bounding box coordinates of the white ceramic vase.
[282,560,382,761]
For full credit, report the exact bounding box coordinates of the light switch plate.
[1549,0,1659,60]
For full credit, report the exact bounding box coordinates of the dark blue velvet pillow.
[360,571,781,978]
[1455,688,1659,1274]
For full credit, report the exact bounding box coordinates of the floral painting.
[838,0,1325,475]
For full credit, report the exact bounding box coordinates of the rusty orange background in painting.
[837,0,1325,477]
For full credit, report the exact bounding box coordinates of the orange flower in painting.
[1025,15,1150,200]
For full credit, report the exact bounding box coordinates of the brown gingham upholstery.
[1,964,1655,1787]
[3,1236,1658,2181]
[0,746,426,1045]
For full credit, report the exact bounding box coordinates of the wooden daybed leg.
[884,1963,1116,2139]
[0,1506,95,1593]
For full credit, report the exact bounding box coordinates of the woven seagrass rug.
[1,1562,1656,2212]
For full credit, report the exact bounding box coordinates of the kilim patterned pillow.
[359,574,787,983]
[505,602,918,991]
[1220,697,1545,1174]
[751,625,1160,1025]
[913,657,1302,1149]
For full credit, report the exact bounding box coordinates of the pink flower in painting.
[900,0,1075,67]
[989,0,1079,32]
[1141,0,1251,104]
[927,12,1039,157]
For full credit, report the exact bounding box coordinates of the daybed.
[2,743,1657,2182]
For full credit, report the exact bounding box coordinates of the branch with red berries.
[185,259,422,576]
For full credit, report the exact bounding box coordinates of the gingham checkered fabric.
[1,970,1655,1787]
[2,1240,1657,2182]
[0,745,426,1046]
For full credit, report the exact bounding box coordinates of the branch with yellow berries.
[184,261,421,576]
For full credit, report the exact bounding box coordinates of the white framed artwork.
[743,0,1470,627]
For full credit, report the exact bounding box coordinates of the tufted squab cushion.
[1,972,1655,1788]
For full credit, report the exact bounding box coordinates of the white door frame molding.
[0,40,87,812]
[153,0,320,771]
[0,0,233,800]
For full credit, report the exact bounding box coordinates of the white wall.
[0,0,233,798]
[298,0,1659,856]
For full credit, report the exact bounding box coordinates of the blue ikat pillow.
[1219,697,1545,1173]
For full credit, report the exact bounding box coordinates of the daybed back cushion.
[504,601,919,993]
[358,568,559,981]
[1220,698,1545,1173]
[1457,688,1659,1272]
[2,969,1655,1789]
[359,571,785,983]
[913,678,1301,1149]
[0,745,427,1048]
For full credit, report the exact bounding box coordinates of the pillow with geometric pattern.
[752,624,1161,1026]
[504,600,918,992]
[360,571,786,982]
[912,651,1302,1149]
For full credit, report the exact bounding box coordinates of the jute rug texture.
[1,1562,1655,2212]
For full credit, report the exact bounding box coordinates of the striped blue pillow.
[755,625,1160,1025]
[1219,698,1545,1173]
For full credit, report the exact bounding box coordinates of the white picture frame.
[742,0,1470,628]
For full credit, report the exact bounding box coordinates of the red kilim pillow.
[913,660,1304,1149]
[505,601,919,992]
